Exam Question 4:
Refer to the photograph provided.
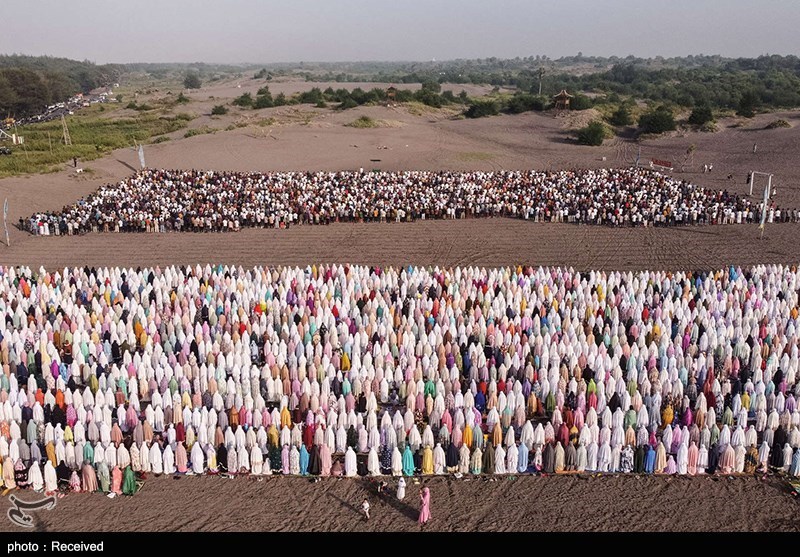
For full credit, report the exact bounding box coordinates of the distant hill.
[0,55,124,119]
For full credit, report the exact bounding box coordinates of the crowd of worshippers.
[1,262,800,497]
[23,167,797,236]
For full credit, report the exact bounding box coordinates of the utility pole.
[537,67,546,96]
[61,115,72,146]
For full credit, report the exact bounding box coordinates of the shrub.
[465,99,500,118]
[254,68,267,79]
[175,93,190,104]
[253,95,273,109]
[576,121,608,146]
[506,93,547,114]
[688,104,714,126]
[298,88,324,105]
[125,101,138,110]
[151,136,170,144]
[765,119,790,129]
[184,127,216,138]
[638,105,676,134]
[183,72,202,89]
[232,93,254,107]
[346,116,379,128]
[337,97,358,110]
[569,94,593,111]
[273,93,289,106]
[211,105,228,115]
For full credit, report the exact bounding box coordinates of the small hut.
[553,90,573,111]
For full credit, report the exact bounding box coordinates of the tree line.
[0,55,123,119]
[230,82,468,111]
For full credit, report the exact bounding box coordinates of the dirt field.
[1,220,798,272]
[1,474,797,533]
[2,83,800,532]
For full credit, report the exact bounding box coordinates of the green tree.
[232,92,254,107]
[688,104,714,126]
[183,72,202,89]
[608,104,633,126]
[638,105,676,134]
[273,93,288,106]
[576,121,608,146]
[736,91,759,117]
[420,81,441,94]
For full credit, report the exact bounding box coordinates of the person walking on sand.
[418,487,431,525]
[361,498,370,521]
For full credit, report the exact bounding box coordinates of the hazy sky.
[2,0,798,64]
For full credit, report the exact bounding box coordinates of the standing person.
[396,477,406,501]
[418,487,431,525]
[361,498,370,521]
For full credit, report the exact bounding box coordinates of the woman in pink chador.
[418,487,431,525]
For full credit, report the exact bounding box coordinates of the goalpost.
[749,170,772,197]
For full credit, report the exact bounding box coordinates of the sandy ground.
[2,84,800,532]
[1,220,798,272]
[1,474,798,533]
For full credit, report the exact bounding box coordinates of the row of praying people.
[24,167,791,235]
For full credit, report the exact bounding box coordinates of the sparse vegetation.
[0,112,195,177]
[345,116,379,128]
[184,126,217,138]
[765,119,791,129]
[175,92,190,104]
[456,152,496,161]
